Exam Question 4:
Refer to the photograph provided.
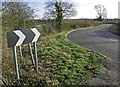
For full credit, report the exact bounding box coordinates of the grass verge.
[2,31,104,86]
[110,24,119,35]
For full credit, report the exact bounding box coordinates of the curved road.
[67,24,119,62]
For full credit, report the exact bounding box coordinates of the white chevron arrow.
[14,30,26,46]
[31,28,40,42]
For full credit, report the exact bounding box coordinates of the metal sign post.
[33,42,38,72]
[19,46,23,60]
[13,46,20,80]
[28,43,35,65]
[7,28,40,80]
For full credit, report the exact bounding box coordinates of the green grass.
[2,20,103,86]
[2,31,104,86]
[110,24,119,35]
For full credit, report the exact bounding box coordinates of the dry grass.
[36,19,102,37]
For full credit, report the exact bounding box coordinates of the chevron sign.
[7,28,40,47]
[7,28,40,80]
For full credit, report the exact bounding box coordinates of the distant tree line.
[1,1,107,32]
[2,0,77,32]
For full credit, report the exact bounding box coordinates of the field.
[2,20,105,86]
[35,19,102,37]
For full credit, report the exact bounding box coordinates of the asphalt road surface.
[67,24,119,62]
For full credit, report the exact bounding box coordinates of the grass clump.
[2,31,104,86]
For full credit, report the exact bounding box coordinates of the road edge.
[65,24,119,85]
[65,24,105,38]
[65,24,119,64]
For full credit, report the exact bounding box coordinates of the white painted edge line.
[65,24,105,38]
[65,24,120,64]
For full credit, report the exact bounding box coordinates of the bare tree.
[95,4,107,21]
[44,0,77,32]
[2,2,35,30]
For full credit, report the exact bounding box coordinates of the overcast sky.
[1,0,120,19]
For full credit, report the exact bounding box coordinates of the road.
[67,24,119,62]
